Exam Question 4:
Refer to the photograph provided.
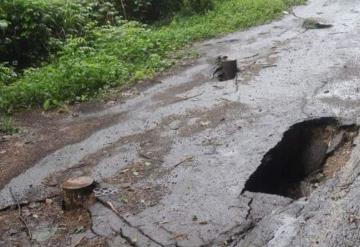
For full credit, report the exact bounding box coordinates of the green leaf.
[43,99,51,110]
[0,19,8,30]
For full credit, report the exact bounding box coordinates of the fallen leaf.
[199,221,208,225]
[170,234,188,241]
[120,169,130,174]
[120,196,128,204]
[133,171,139,176]
[200,121,211,127]
[72,226,85,234]
[45,198,53,205]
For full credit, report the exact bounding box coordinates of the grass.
[0,116,18,135]
[0,0,305,113]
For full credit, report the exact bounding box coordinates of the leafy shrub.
[0,0,89,68]
[0,64,16,86]
[118,0,183,22]
[0,0,213,70]
[0,115,18,134]
[107,0,213,22]
[182,0,214,15]
[0,0,305,113]
[0,22,173,112]
[79,0,121,25]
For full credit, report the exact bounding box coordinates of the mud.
[0,197,91,246]
[0,110,127,189]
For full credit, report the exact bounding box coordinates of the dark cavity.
[243,117,359,199]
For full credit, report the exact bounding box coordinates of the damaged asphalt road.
[3,0,360,246]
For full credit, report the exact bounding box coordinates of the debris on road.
[201,138,223,147]
[174,156,194,168]
[200,120,211,127]
[32,226,57,243]
[93,187,119,197]
[173,92,204,103]
[261,64,277,68]
[169,120,182,130]
[9,187,32,239]
[302,18,333,29]
[199,221,208,225]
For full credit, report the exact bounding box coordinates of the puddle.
[243,118,359,199]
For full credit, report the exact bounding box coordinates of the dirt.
[0,198,91,246]
[151,73,209,107]
[0,110,126,190]
[322,128,358,178]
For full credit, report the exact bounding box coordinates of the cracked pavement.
[3,0,360,246]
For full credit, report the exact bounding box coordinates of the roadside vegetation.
[0,0,304,113]
[0,116,18,135]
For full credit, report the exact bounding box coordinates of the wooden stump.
[61,176,95,210]
[221,60,238,81]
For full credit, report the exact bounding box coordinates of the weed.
[0,116,18,135]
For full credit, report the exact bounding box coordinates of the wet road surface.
[2,0,360,246]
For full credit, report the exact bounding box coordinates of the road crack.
[96,198,166,247]
[245,197,253,220]
[118,227,139,247]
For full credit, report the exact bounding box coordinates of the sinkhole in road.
[243,117,359,199]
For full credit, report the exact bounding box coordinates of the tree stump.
[61,176,95,210]
[214,59,238,81]
[221,60,238,81]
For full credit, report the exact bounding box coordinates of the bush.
[182,0,214,15]
[79,0,121,25]
[110,0,213,22]
[0,22,172,112]
[0,0,89,68]
[0,0,304,113]
[0,115,18,134]
[0,0,213,70]
[0,64,17,86]
[118,0,182,22]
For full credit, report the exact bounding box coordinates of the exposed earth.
[2,0,360,246]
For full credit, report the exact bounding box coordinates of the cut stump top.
[62,176,94,190]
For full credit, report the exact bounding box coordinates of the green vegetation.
[0,0,304,113]
[0,0,213,69]
[0,0,90,68]
[0,116,18,134]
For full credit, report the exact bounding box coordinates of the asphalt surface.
[2,0,360,246]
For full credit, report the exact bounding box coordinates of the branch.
[9,187,32,239]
